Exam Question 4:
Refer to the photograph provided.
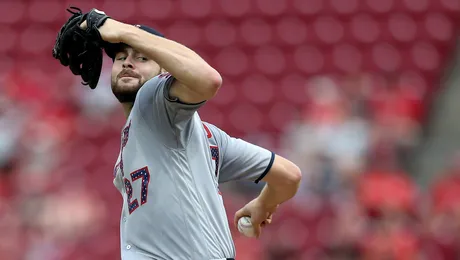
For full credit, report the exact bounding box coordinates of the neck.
[122,102,134,119]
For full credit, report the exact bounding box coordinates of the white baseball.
[237,216,256,237]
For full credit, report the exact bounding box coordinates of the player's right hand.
[80,17,126,44]
[234,198,278,238]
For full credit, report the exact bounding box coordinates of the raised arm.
[85,17,222,104]
[118,24,222,103]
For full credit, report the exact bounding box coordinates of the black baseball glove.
[52,7,111,89]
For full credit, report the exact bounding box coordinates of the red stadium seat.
[197,103,226,128]
[349,14,381,44]
[313,16,345,45]
[138,0,174,20]
[440,0,460,13]
[193,48,213,67]
[100,0,136,20]
[402,0,430,14]
[364,0,395,14]
[411,41,440,72]
[214,47,249,76]
[398,70,428,98]
[372,43,402,72]
[218,0,253,17]
[357,170,419,215]
[204,19,237,47]
[268,102,299,132]
[0,2,25,24]
[210,79,237,106]
[0,57,14,74]
[294,45,325,74]
[62,0,103,14]
[66,142,100,171]
[240,74,275,105]
[280,74,309,105]
[99,136,125,165]
[0,26,17,53]
[253,46,286,75]
[332,43,363,73]
[19,26,55,55]
[255,0,287,17]
[240,18,273,46]
[293,0,324,16]
[330,0,360,16]
[273,217,310,249]
[424,13,454,43]
[166,21,202,48]
[229,103,263,134]
[388,13,418,43]
[180,0,212,18]
[275,17,308,46]
[28,1,63,23]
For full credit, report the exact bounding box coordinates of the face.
[111,46,162,103]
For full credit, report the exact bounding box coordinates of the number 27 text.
[123,167,150,214]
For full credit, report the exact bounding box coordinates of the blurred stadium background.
[1,0,460,259]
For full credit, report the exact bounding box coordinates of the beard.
[111,77,144,103]
[111,67,161,103]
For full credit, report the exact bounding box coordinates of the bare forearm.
[257,182,300,209]
[256,155,302,209]
[119,23,219,89]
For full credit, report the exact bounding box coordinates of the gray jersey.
[112,74,275,260]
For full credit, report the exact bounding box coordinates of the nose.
[122,56,134,69]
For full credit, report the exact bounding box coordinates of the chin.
[112,80,144,103]
[118,79,142,89]
[113,87,140,104]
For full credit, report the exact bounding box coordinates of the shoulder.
[135,73,173,111]
[202,122,231,146]
[202,122,223,138]
[138,73,172,96]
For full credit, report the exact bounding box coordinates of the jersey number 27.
[123,166,150,214]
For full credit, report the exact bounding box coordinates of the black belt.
[226,259,234,260]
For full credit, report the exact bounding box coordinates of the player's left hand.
[234,198,279,238]
[79,13,125,44]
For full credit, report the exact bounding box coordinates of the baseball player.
[80,13,302,260]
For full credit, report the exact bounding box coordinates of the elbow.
[285,164,302,187]
[274,163,302,188]
[264,155,302,188]
[201,68,222,99]
[208,68,223,89]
